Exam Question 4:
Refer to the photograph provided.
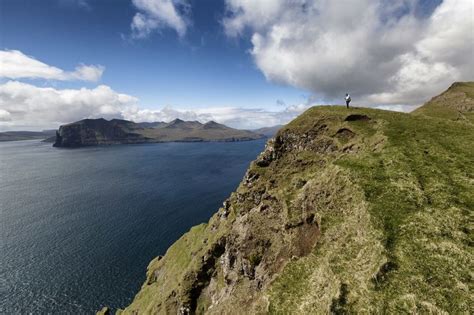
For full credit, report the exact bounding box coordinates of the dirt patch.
[373,261,398,289]
[345,114,371,121]
[335,128,356,141]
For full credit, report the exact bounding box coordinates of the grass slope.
[269,106,473,314]
[413,82,474,124]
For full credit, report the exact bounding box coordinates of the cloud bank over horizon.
[0,81,136,130]
[223,0,473,105]
[0,80,313,131]
[0,78,419,131]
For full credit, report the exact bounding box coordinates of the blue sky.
[0,0,472,130]
[1,0,306,109]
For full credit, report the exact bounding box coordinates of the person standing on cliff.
[345,93,351,108]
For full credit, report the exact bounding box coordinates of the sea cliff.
[100,83,474,314]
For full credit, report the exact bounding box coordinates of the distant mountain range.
[252,125,283,137]
[53,118,266,147]
[0,130,56,142]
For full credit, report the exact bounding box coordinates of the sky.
[0,0,472,131]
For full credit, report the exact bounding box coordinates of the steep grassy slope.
[413,82,474,124]
[101,85,473,314]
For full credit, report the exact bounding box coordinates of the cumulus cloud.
[0,80,310,130]
[0,109,12,121]
[0,81,137,130]
[223,0,474,106]
[131,0,190,38]
[0,50,104,82]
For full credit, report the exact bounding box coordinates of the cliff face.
[54,119,149,147]
[101,83,473,314]
[53,119,264,147]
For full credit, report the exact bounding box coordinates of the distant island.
[53,118,266,147]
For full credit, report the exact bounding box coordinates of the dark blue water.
[0,139,265,313]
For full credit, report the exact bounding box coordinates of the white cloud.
[0,81,137,130]
[131,0,190,38]
[223,0,286,37]
[0,80,311,131]
[372,104,421,112]
[58,0,91,10]
[223,0,474,106]
[0,50,104,82]
[0,109,12,121]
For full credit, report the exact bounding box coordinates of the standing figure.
[345,93,351,108]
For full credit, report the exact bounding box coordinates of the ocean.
[0,139,266,313]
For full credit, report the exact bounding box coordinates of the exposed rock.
[255,138,277,167]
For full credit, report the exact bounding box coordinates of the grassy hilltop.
[100,82,473,314]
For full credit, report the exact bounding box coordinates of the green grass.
[268,106,473,314]
[413,82,474,124]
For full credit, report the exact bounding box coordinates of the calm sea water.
[0,139,266,314]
